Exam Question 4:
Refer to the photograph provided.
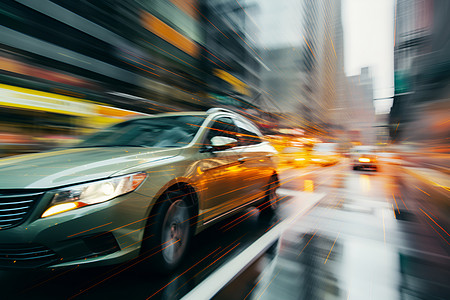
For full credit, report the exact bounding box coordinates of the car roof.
[129,108,246,121]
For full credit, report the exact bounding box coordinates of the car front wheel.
[141,191,193,273]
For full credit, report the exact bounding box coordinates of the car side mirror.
[199,136,238,153]
[211,136,238,148]
[210,136,238,151]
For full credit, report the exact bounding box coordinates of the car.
[351,145,378,171]
[279,146,308,168]
[310,143,340,166]
[0,108,279,272]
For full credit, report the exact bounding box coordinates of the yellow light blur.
[41,202,83,218]
[304,180,314,192]
[359,158,371,163]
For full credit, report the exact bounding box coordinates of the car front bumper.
[0,190,153,269]
[353,162,377,169]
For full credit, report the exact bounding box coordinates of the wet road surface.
[218,161,450,300]
[1,161,449,300]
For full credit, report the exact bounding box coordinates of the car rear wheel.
[141,191,193,273]
[260,177,279,216]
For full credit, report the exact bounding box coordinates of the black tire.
[353,166,358,171]
[140,191,193,273]
[259,176,279,217]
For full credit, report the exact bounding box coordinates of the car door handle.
[238,157,248,163]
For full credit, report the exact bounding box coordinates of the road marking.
[181,192,325,300]
[324,232,340,264]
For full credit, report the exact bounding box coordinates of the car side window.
[205,117,239,145]
[234,118,262,146]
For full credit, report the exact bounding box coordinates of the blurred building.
[345,67,376,145]
[390,0,450,143]
[375,113,390,145]
[0,0,210,143]
[302,0,346,139]
[260,46,305,117]
[258,0,346,139]
[0,0,267,150]
[199,0,263,109]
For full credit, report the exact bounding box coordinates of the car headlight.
[41,173,147,218]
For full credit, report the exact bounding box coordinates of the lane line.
[181,192,326,300]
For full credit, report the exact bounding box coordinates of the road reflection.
[219,162,449,300]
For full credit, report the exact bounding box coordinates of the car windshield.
[76,115,206,148]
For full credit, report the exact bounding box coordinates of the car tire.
[353,166,358,171]
[259,176,279,217]
[140,190,193,273]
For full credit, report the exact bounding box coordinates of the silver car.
[0,108,279,272]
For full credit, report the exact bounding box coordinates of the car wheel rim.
[161,199,189,265]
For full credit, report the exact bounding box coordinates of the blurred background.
[0,0,448,164]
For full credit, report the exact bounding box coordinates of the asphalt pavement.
[1,161,449,300]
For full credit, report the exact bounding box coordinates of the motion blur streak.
[68,238,181,300]
[419,208,450,237]
[145,247,220,299]
[0,0,448,299]
[323,232,339,264]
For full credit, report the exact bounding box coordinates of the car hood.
[0,147,181,189]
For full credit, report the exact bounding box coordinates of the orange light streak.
[303,35,316,59]
[121,234,155,250]
[255,271,280,300]
[297,231,317,257]
[414,185,430,196]
[419,208,450,237]
[392,194,400,213]
[68,239,181,299]
[66,222,112,238]
[222,195,289,232]
[244,274,264,300]
[187,3,229,39]
[142,39,201,71]
[146,247,221,299]
[324,232,340,264]
[122,60,160,77]
[398,194,408,210]
[200,45,232,68]
[192,243,240,278]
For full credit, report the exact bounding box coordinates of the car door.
[233,117,275,206]
[198,116,245,222]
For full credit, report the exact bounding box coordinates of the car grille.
[0,244,60,269]
[0,190,44,230]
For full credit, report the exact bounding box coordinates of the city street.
[0,1,449,300]
[1,160,448,300]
